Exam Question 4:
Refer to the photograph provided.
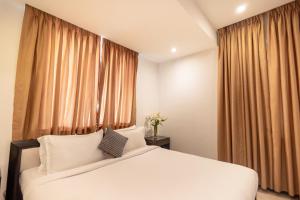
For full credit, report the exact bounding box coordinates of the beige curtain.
[99,39,138,129]
[268,2,300,196]
[217,15,272,188]
[218,2,300,196]
[13,5,101,140]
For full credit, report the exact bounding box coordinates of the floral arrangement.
[146,113,167,137]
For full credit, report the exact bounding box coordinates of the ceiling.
[17,0,217,63]
[195,0,294,29]
[15,0,294,63]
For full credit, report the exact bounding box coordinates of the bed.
[6,129,258,200]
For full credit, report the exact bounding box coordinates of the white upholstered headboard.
[20,147,40,172]
[7,139,40,200]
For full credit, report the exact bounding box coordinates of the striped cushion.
[98,128,128,158]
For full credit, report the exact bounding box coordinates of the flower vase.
[153,125,158,137]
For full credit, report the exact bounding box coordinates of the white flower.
[145,112,167,127]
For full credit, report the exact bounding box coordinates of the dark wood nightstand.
[145,136,170,149]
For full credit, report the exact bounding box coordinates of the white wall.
[158,49,218,159]
[136,56,159,133]
[0,0,24,198]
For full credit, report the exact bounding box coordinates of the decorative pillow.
[38,130,104,174]
[116,127,147,153]
[99,128,128,158]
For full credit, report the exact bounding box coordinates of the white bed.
[20,146,258,200]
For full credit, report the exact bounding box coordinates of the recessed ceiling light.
[236,4,247,14]
[171,47,177,53]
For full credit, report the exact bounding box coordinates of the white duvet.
[21,146,258,200]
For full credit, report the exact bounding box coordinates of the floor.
[257,190,299,200]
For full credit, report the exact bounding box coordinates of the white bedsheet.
[20,167,45,192]
[21,146,258,200]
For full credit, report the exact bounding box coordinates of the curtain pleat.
[268,2,300,196]
[13,5,101,140]
[99,39,138,129]
[218,16,272,188]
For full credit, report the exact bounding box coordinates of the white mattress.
[20,146,258,200]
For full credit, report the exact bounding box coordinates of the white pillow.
[38,130,105,174]
[37,136,48,173]
[116,127,146,153]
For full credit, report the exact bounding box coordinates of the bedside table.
[145,136,170,149]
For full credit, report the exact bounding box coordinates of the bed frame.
[6,140,40,200]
